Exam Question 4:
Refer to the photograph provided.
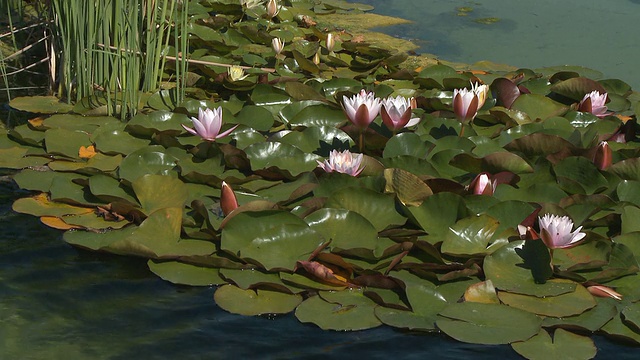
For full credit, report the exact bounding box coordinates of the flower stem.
[358,132,364,153]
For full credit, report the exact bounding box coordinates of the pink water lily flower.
[381,96,420,131]
[182,107,238,141]
[317,149,364,176]
[470,173,497,196]
[538,214,586,249]
[578,90,609,117]
[342,89,382,130]
[453,82,489,123]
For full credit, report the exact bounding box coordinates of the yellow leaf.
[28,116,47,129]
[79,145,97,159]
[40,216,83,230]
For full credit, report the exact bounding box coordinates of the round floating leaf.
[601,313,640,345]
[464,280,500,304]
[234,105,276,131]
[9,95,74,114]
[542,297,618,332]
[407,192,468,238]
[505,133,576,157]
[64,208,215,258]
[118,146,179,183]
[295,290,382,331]
[498,281,596,317]
[610,158,640,181]
[132,174,189,215]
[511,329,597,360]
[441,214,502,257]
[245,142,321,176]
[617,180,640,207]
[92,122,150,155]
[0,147,49,169]
[383,132,430,158]
[279,126,353,153]
[304,208,378,252]
[553,157,608,195]
[288,104,346,128]
[481,152,533,174]
[214,284,302,316]
[89,174,139,205]
[436,302,542,345]
[484,241,577,297]
[220,268,295,292]
[511,94,568,121]
[383,168,433,206]
[325,187,407,232]
[12,193,93,217]
[221,211,324,271]
[550,77,607,101]
[126,111,190,137]
[148,259,224,286]
[44,128,92,159]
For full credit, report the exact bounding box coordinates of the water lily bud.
[312,51,320,65]
[453,82,488,123]
[326,33,335,52]
[470,172,496,196]
[220,181,239,216]
[593,141,612,170]
[587,285,622,301]
[266,0,280,19]
[271,37,285,55]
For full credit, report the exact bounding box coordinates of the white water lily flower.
[342,89,382,130]
[538,214,586,249]
[317,149,365,176]
[579,90,609,118]
[182,107,238,142]
[380,95,420,131]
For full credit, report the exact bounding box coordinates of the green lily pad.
[295,290,382,331]
[325,187,407,232]
[214,284,302,316]
[498,281,596,317]
[148,259,225,286]
[511,328,596,360]
[441,214,503,257]
[132,174,188,214]
[436,302,542,345]
[9,95,74,114]
[221,211,324,271]
[245,142,321,177]
[484,241,577,297]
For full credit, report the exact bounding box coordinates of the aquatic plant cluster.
[4,0,640,358]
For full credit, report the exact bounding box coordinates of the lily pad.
[511,329,597,360]
[436,302,542,345]
[214,284,302,316]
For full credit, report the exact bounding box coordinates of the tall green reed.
[49,0,190,120]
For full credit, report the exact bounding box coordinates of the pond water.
[358,0,640,90]
[2,2,640,359]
